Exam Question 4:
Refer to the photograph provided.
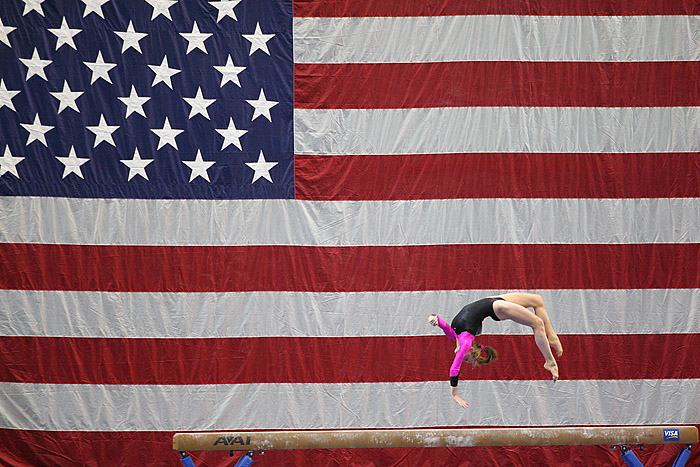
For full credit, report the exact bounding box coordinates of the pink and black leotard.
[436,297,504,387]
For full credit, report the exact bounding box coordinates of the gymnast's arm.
[429,314,457,340]
[429,314,472,408]
[449,334,472,408]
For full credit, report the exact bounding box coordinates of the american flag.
[1,0,699,466]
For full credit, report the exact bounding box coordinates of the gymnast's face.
[464,347,480,365]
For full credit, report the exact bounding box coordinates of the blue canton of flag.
[0,0,293,199]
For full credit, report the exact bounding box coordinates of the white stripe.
[2,197,699,246]
[2,289,698,338]
[293,15,700,63]
[2,380,698,431]
[294,107,700,155]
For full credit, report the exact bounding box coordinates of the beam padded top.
[173,426,699,451]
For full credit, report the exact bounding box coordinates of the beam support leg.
[233,452,254,467]
[671,445,692,467]
[179,451,196,467]
[619,446,645,467]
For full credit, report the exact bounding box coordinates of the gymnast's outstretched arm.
[429,314,473,408]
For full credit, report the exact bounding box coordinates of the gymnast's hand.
[428,314,438,326]
[452,393,469,409]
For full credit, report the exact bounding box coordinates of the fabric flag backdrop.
[1,0,699,465]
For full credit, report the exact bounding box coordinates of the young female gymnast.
[428,293,563,408]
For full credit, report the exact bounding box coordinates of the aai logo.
[213,435,252,447]
[663,429,679,441]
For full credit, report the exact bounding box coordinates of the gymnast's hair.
[472,343,498,366]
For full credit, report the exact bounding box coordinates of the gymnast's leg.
[492,299,559,381]
[500,293,563,357]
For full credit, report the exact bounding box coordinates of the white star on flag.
[242,22,274,56]
[0,146,24,178]
[216,117,247,150]
[214,55,245,87]
[0,17,17,47]
[149,56,180,89]
[120,147,153,181]
[246,88,278,122]
[151,117,183,150]
[20,114,53,146]
[0,79,20,112]
[50,80,83,113]
[180,21,211,54]
[183,87,215,119]
[56,146,89,179]
[87,115,119,147]
[84,51,116,84]
[21,0,45,16]
[20,48,52,81]
[118,85,149,118]
[115,20,147,53]
[210,0,242,22]
[245,150,277,183]
[48,17,81,50]
[183,150,215,182]
[145,0,177,21]
[81,0,110,18]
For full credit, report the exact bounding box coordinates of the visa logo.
[663,429,679,441]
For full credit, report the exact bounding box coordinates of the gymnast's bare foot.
[549,337,563,357]
[544,360,559,381]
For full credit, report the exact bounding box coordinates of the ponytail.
[476,345,498,366]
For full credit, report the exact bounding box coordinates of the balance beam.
[173,426,698,451]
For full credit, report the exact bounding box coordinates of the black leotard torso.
[450,297,504,336]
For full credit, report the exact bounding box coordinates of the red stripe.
[295,62,700,109]
[295,152,700,200]
[2,243,699,292]
[3,429,696,467]
[2,334,698,384]
[294,0,699,17]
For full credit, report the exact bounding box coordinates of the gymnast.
[429,293,563,408]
